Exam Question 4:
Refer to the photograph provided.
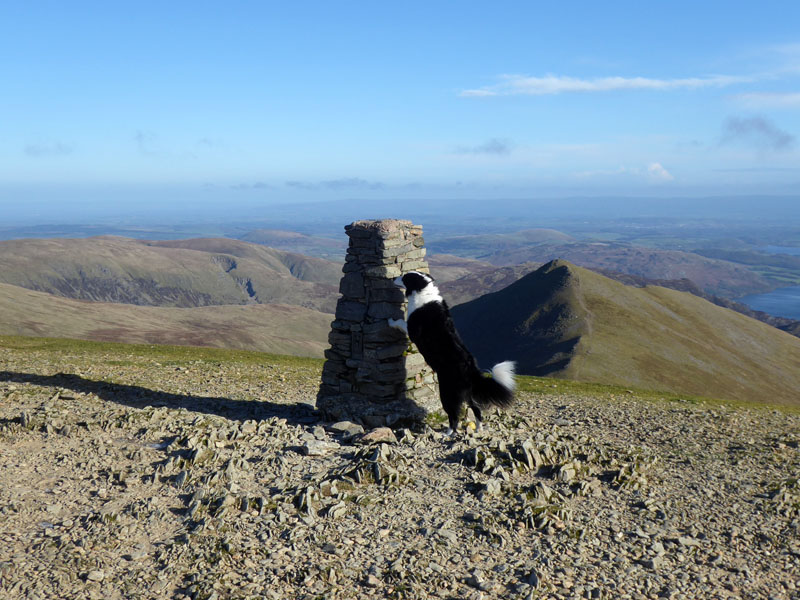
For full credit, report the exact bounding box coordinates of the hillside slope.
[147,238,341,284]
[451,260,800,406]
[0,283,331,357]
[0,236,340,312]
[439,263,800,338]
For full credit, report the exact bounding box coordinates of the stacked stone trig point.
[316,219,439,426]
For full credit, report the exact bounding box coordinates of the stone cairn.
[316,219,439,426]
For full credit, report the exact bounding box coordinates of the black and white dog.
[389,271,515,436]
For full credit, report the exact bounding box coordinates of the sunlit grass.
[517,373,800,414]
[3,334,798,414]
[0,335,324,370]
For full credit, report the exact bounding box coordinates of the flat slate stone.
[301,440,341,456]
[354,427,398,445]
[329,421,365,437]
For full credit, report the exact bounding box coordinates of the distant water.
[738,287,800,320]
[761,245,800,256]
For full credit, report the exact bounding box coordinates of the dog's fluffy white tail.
[471,360,515,409]
[491,360,516,392]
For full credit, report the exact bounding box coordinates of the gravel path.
[1,341,799,600]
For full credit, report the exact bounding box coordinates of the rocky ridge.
[450,260,800,407]
[1,338,799,600]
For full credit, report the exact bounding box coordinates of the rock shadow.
[0,371,319,426]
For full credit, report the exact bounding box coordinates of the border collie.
[389,271,515,436]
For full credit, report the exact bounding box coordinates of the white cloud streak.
[736,92,800,109]
[574,163,674,183]
[461,74,752,97]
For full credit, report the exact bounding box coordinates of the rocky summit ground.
[1,336,799,600]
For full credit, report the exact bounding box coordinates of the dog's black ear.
[401,271,432,292]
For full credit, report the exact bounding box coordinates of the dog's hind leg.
[439,385,461,437]
[470,402,484,432]
[444,408,464,437]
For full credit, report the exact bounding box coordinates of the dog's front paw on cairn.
[387,318,408,334]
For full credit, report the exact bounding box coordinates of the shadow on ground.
[0,371,319,426]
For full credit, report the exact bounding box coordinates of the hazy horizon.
[2,2,800,219]
[3,194,800,243]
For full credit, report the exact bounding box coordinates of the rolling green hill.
[237,228,346,259]
[0,236,340,313]
[451,260,800,406]
[0,282,331,357]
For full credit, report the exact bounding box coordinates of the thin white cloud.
[285,177,385,190]
[768,43,800,72]
[771,42,800,55]
[461,73,752,97]
[736,92,800,109]
[460,88,497,98]
[574,163,674,182]
[647,162,674,182]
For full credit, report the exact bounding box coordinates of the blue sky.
[2,1,800,219]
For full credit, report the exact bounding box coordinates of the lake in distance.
[738,286,800,320]
[740,247,800,319]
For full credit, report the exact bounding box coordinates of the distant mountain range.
[2,234,799,406]
[427,228,573,257]
[236,229,346,260]
[0,236,341,313]
[450,260,800,406]
[429,232,774,297]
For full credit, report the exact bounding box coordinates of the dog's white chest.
[407,286,443,317]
